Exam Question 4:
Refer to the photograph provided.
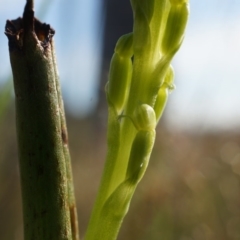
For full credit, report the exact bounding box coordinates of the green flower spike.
[85,1,189,239]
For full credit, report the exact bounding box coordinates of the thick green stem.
[84,103,121,239]
[5,1,77,239]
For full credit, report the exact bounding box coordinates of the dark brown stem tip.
[5,0,55,52]
[5,18,24,51]
[23,0,35,31]
[26,0,34,9]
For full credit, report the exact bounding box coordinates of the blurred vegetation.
[0,80,12,124]
[1,103,240,239]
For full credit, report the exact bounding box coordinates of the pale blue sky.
[167,0,240,131]
[0,0,240,131]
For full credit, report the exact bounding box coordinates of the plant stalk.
[5,1,79,239]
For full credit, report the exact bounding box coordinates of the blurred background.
[1,0,240,239]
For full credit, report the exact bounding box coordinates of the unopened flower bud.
[154,87,168,123]
[154,66,174,123]
[163,65,175,90]
[131,4,151,55]
[115,33,133,58]
[161,1,189,55]
[107,52,132,112]
[133,104,156,131]
[126,129,156,183]
[150,55,172,94]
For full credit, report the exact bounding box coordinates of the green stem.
[84,104,121,239]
